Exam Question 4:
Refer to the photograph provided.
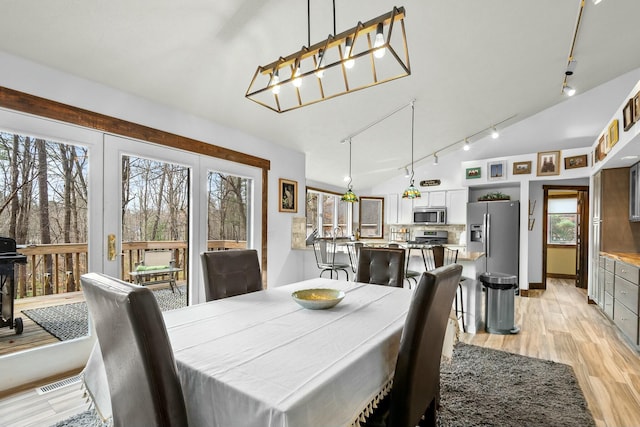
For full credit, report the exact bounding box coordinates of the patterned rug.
[22,285,187,341]
[50,342,595,427]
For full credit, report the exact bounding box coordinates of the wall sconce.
[246,6,410,113]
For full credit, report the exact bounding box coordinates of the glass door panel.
[206,171,251,250]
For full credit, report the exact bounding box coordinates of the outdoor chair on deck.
[355,247,405,287]
[129,250,181,294]
[201,249,263,301]
[364,264,463,427]
[81,273,188,427]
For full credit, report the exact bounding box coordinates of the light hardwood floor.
[461,278,640,427]
[1,278,638,427]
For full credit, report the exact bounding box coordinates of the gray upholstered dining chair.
[388,243,421,288]
[363,264,463,427]
[201,249,263,301]
[81,272,188,427]
[355,247,406,287]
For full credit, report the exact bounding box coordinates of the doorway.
[542,185,589,289]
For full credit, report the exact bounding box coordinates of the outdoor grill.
[0,237,27,335]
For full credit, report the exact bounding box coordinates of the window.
[306,188,352,237]
[547,198,577,245]
[359,197,384,239]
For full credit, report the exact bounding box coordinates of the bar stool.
[442,247,465,332]
[388,243,421,288]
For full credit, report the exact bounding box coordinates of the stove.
[409,230,448,245]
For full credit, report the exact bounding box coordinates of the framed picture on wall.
[564,154,588,170]
[487,160,507,181]
[608,119,619,149]
[634,91,640,122]
[623,98,635,131]
[512,161,532,175]
[465,167,481,179]
[279,178,297,213]
[537,150,561,176]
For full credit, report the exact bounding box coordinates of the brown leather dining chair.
[81,272,188,427]
[355,247,406,287]
[201,249,263,301]
[364,264,463,427]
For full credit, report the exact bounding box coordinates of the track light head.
[491,127,499,139]
[563,85,576,96]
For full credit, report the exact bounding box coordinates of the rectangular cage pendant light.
[245,6,410,113]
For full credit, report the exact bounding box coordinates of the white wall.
[0,51,307,391]
[0,51,306,288]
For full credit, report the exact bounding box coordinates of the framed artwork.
[596,134,606,161]
[608,119,619,149]
[278,178,297,212]
[487,160,506,181]
[634,92,640,122]
[623,98,635,131]
[537,150,561,176]
[512,161,532,175]
[564,154,588,170]
[465,167,481,179]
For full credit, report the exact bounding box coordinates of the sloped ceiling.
[1,0,640,188]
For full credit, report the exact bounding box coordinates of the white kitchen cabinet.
[446,189,467,224]
[428,191,446,207]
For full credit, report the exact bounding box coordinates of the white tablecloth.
[84,278,412,427]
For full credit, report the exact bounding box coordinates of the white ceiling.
[2,0,640,188]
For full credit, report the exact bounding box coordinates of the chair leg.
[455,282,466,332]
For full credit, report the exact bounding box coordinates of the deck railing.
[13,240,246,298]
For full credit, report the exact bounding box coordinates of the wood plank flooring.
[0,278,638,427]
[461,278,640,427]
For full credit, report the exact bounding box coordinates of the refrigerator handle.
[482,213,488,254]
[486,213,491,257]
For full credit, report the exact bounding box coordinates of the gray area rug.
[437,343,595,427]
[50,342,594,427]
[22,285,186,341]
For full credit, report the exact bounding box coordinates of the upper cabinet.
[630,162,640,222]
[386,189,468,224]
[446,190,467,224]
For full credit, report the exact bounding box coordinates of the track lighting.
[404,167,410,178]
[463,139,470,151]
[563,85,576,96]
[491,127,499,139]
[433,153,438,165]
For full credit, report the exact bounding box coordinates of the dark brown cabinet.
[630,162,640,222]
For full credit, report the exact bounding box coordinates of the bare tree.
[37,139,53,294]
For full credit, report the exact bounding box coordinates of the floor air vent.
[36,374,82,395]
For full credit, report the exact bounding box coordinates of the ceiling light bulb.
[373,23,386,59]
[404,167,410,178]
[271,70,280,94]
[563,85,576,96]
[292,61,302,88]
[592,0,602,4]
[315,49,325,78]
[463,140,470,151]
[344,37,355,69]
[344,175,351,182]
[491,128,499,139]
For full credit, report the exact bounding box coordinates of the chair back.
[421,247,437,271]
[443,247,459,265]
[355,247,405,287]
[81,273,188,427]
[388,264,463,427]
[201,249,262,301]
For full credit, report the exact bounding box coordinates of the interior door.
[575,189,589,288]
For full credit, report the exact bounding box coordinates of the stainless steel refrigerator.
[467,200,519,278]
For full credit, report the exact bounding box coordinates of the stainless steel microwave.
[413,207,447,225]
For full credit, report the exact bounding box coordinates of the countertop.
[600,251,640,267]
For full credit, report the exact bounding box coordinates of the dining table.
[83,277,413,427]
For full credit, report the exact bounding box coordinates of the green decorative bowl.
[291,288,345,310]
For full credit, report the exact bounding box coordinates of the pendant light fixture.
[246,4,410,113]
[402,101,421,199]
[341,138,359,202]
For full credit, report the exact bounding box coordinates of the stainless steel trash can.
[479,272,519,334]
